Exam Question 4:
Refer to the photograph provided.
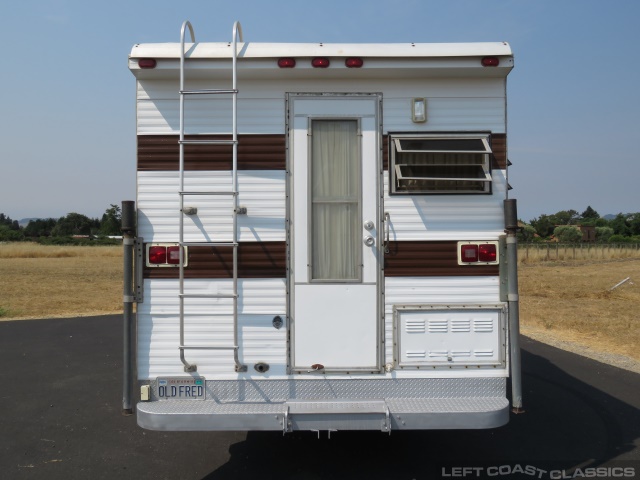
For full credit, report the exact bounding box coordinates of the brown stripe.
[382,134,389,170]
[144,242,286,279]
[384,241,499,277]
[138,134,286,171]
[490,133,507,169]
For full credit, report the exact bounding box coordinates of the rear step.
[136,397,508,432]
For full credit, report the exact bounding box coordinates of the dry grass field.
[1,242,638,366]
[0,243,122,320]
[519,258,640,362]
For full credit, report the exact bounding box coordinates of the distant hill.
[602,213,633,220]
[19,218,43,227]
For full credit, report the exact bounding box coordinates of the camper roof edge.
[129,41,513,60]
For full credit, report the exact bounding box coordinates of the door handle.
[363,235,375,247]
[384,212,390,253]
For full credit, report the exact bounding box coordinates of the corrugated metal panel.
[383,171,507,241]
[137,278,286,378]
[144,243,286,279]
[138,134,285,170]
[383,277,501,362]
[137,170,285,242]
[384,241,499,277]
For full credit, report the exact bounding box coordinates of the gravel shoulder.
[522,325,640,374]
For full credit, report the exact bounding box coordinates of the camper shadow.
[202,341,639,480]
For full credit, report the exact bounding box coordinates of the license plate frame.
[156,377,206,400]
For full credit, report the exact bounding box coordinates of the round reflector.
[311,57,330,68]
[138,58,157,69]
[481,56,500,67]
[345,57,364,68]
[277,57,296,68]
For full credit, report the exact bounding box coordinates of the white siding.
[384,97,505,132]
[383,170,507,241]
[136,78,506,135]
[137,170,285,243]
[138,278,287,378]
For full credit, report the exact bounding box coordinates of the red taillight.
[138,58,157,69]
[460,244,479,263]
[345,57,363,68]
[481,56,499,67]
[277,57,296,68]
[167,246,181,265]
[148,246,167,264]
[479,243,497,262]
[312,57,330,68]
[147,244,186,267]
[458,241,499,265]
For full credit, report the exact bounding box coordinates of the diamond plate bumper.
[137,377,509,431]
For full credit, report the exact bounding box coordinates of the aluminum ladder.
[177,20,247,373]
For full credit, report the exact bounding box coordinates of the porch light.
[412,98,427,123]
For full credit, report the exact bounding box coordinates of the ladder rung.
[179,293,238,299]
[180,89,238,95]
[180,345,239,351]
[180,191,237,196]
[181,242,238,247]
[179,139,237,145]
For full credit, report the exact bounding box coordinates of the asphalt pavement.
[0,315,638,480]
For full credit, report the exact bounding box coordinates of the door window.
[310,120,361,281]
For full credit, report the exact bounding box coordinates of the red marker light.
[345,57,363,68]
[311,57,330,68]
[277,57,296,68]
[138,58,157,69]
[148,246,167,264]
[479,243,497,262]
[481,56,499,67]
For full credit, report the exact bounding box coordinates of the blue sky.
[1,0,638,223]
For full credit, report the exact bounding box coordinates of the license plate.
[157,377,205,400]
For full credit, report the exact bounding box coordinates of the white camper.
[125,20,522,433]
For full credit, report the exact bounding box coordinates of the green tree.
[595,226,614,243]
[551,209,580,225]
[553,225,582,243]
[23,218,57,238]
[530,214,555,238]
[628,213,640,236]
[51,213,97,237]
[0,213,20,230]
[517,224,537,243]
[580,205,600,225]
[99,204,122,236]
[609,213,631,236]
[0,225,23,241]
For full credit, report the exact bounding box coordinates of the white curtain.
[311,120,360,280]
